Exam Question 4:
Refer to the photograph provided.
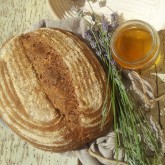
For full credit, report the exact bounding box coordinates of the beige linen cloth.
[31,17,165,165]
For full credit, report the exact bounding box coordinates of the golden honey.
[111,20,160,70]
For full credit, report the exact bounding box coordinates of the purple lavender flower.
[107,32,112,38]
[99,38,104,45]
[111,22,119,30]
[102,15,109,32]
[110,12,119,30]
[101,13,119,34]
[108,24,115,32]
[111,12,118,22]
[90,40,97,49]
[84,12,119,65]
[96,49,102,56]
[84,30,93,41]
[104,53,108,59]
[104,35,110,42]
[109,59,116,66]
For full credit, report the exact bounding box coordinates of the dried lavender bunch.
[84,12,162,165]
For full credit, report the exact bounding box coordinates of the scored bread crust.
[0,28,112,152]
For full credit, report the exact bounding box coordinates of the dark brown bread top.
[0,28,112,152]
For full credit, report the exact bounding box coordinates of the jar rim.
[110,19,160,66]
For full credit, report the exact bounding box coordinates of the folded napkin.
[31,17,165,165]
[30,17,87,38]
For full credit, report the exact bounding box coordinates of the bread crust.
[0,28,112,152]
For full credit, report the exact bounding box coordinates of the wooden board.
[0,0,79,164]
[0,0,165,164]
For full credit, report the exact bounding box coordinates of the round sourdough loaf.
[0,28,112,152]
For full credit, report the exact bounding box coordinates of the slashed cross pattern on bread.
[0,28,113,152]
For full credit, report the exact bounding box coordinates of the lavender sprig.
[84,10,162,165]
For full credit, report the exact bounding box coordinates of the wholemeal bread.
[0,28,112,152]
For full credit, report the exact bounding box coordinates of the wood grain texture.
[141,30,165,128]
[0,0,165,164]
[140,31,165,162]
[0,0,79,164]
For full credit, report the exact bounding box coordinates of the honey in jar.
[111,20,160,70]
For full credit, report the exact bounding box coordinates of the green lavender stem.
[84,3,162,163]
[107,63,162,165]
[98,28,162,165]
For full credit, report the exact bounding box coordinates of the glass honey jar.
[110,20,160,70]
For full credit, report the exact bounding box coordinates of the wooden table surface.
[0,0,165,164]
[0,0,79,164]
